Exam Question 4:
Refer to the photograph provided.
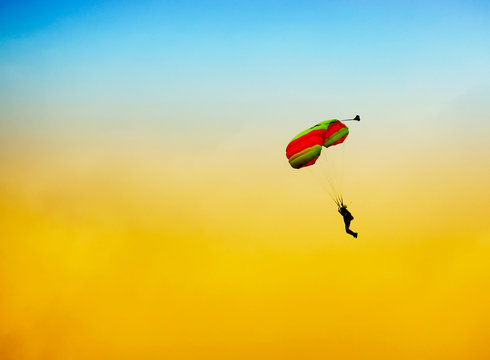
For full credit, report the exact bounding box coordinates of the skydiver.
[338,205,358,238]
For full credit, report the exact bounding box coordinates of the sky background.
[1,1,490,359]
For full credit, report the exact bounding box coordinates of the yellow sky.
[1,132,489,359]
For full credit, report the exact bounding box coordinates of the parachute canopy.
[286,119,349,169]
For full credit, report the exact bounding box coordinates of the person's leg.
[348,229,358,238]
[345,224,358,238]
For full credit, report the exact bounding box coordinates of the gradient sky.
[1,1,490,359]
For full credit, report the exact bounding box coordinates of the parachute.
[285,115,360,206]
[286,119,349,169]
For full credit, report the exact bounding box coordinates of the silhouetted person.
[338,205,358,238]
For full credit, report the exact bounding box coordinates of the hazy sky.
[1,1,490,359]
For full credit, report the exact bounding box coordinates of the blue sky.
[1,0,489,142]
